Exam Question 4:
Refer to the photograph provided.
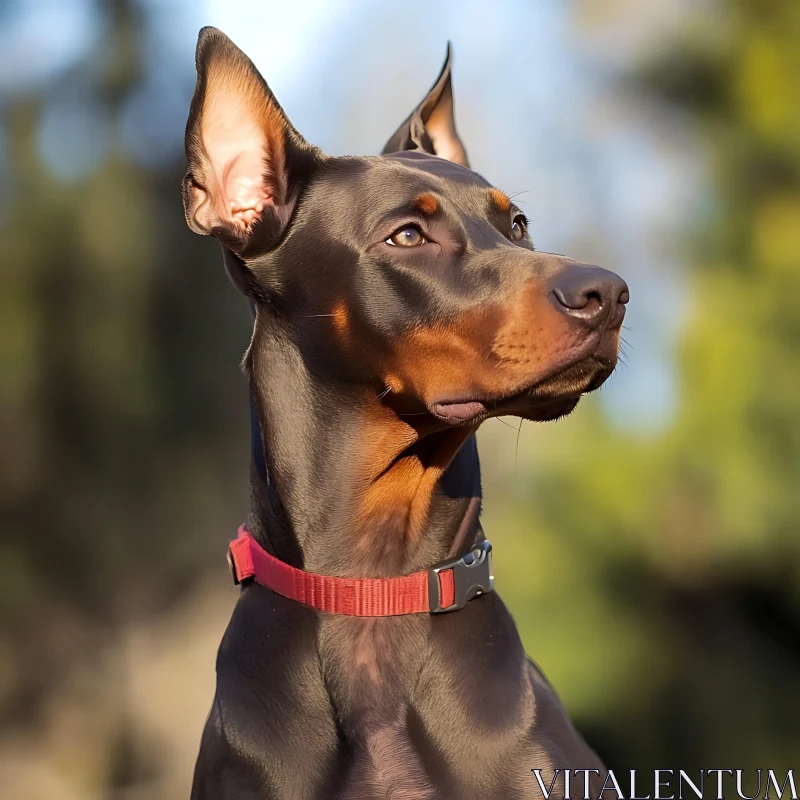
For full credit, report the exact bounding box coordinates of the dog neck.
[244,322,482,580]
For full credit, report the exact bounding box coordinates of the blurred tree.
[0,0,249,727]
[489,0,800,776]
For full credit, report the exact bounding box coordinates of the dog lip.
[515,395,581,421]
[430,394,577,425]
[427,344,616,427]
[488,392,581,421]
[431,400,487,425]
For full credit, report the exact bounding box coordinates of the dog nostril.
[552,286,602,312]
[586,290,602,306]
[551,266,628,325]
[553,287,589,311]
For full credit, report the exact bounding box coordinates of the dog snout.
[550,265,629,329]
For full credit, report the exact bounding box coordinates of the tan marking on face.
[384,374,405,393]
[331,300,350,338]
[489,188,511,213]
[413,192,439,215]
[381,287,578,406]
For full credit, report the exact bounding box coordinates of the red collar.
[228,526,494,616]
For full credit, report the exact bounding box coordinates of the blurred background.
[1,0,798,797]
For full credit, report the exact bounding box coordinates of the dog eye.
[386,225,426,247]
[511,215,528,242]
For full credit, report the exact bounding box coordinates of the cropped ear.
[182,27,319,257]
[381,43,469,168]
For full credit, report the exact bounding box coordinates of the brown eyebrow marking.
[331,300,351,339]
[412,192,439,215]
[489,188,511,213]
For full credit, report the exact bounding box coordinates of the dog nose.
[551,266,629,328]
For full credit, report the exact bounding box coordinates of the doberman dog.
[183,27,628,800]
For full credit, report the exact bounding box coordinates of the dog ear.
[381,43,469,168]
[182,27,319,258]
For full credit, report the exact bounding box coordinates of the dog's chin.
[515,395,581,422]
[430,354,618,427]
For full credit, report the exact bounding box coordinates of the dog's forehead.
[309,152,494,221]
[380,151,485,185]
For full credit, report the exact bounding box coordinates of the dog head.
[182,28,628,431]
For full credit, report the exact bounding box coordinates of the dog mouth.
[429,355,615,427]
[431,396,579,426]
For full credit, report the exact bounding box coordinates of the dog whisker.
[494,417,518,430]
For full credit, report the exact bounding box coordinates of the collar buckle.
[428,540,494,613]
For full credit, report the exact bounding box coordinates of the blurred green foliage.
[0,0,798,793]
[0,1,251,719]
[485,0,800,774]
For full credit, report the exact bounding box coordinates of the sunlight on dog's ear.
[381,43,469,168]
[182,26,320,257]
